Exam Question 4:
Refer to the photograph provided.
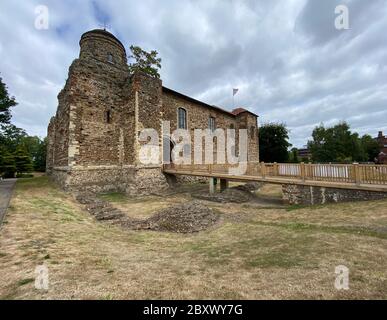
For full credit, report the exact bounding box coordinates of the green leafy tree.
[259,123,291,162]
[128,45,162,78]
[0,124,47,172]
[14,146,33,174]
[360,134,380,162]
[0,149,16,178]
[0,124,28,153]
[17,135,46,171]
[288,147,300,163]
[20,136,41,156]
[0,77,17,124]
[33,137,47,172]
[308,122,367,163]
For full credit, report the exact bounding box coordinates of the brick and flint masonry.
[46,29,259,194]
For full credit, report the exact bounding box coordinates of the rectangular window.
[209,117,216,132]
[106,110,111,123]
[178,108,187,129]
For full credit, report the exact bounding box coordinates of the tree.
[128,45,162,78]
[259,123,291,162]
[32,137,47,172]
[0,124,28,153]
[360,134,380,162]
[288,147,300,163]
[0,123,47,172]
[14,146,33,174]
[0,149,16,178]
[16,135,46,171]
[308,122,367,163]
[0,77,17,124]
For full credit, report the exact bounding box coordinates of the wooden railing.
[163,162,387,186]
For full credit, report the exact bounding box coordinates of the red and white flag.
[233,88,239,96]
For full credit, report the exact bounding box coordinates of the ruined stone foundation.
[282,184,387,205]
[51,166,169,195]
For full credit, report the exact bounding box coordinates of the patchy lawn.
[0,177,386,299]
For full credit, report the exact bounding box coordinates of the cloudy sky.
[0,0,386,147]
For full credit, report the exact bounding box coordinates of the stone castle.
[46,29,259,194]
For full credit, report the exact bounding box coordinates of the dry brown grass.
[0,177,386,300]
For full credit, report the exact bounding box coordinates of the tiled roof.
[232,107,258,117]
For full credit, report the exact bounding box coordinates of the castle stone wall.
[47,29,259,195]
[162,91,259,165]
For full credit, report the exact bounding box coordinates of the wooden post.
[273,162,279,176]
[261,162,266,178]
[353,163,360,186]
[310,162,314,179]
[300,162,306,181]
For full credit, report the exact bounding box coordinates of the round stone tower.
[79,29,127,67]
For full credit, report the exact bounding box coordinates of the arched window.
[178,108,187,129]
[208,117,216,132]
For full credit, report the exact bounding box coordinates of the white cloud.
[0,0,386,146]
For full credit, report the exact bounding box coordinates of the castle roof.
[232,107,258,117]
[162,87,258,118]
[80,29,126,53]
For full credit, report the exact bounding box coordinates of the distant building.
[297,148,312,161]
[376,131,387,164]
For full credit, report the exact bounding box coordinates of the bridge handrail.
[163,162,387,186]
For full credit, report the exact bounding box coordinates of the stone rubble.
[143,201,219,233]
[75,193,219,233]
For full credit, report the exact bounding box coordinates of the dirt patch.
[75,193,219,233]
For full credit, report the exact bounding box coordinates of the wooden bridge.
[163,162,387,204]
